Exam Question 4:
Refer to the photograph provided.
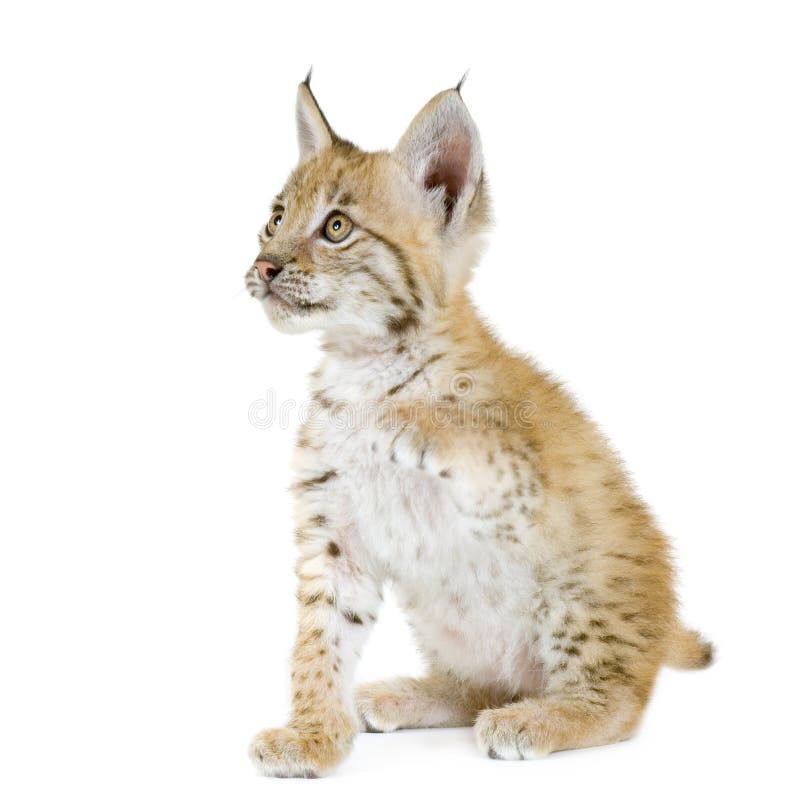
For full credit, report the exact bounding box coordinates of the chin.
[264,301,326,334]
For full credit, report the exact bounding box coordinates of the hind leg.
[355,671,508,732]
[474,686,647,760]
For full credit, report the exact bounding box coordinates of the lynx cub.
[245,73,712,777]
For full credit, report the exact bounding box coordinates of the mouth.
[264,286,294,311]
[265,285,332,316]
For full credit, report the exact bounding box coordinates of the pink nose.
[255,260,283,282]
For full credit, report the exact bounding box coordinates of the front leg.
[250,477,381,778]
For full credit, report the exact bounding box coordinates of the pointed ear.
[393,89,483,226]
[295,72,336,161]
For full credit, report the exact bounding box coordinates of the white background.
[2,1,798,798]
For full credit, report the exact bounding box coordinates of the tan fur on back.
[244,76,712,777]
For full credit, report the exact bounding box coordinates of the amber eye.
[323,212,353,243]
[266,208,283,236]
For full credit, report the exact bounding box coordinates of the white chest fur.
[294,344,551,693]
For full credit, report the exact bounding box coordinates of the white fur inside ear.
[296,83,333,161]
[394,90,483,223]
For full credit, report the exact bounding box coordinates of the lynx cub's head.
[246,73,490,338]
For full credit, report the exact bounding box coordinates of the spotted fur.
[246,75,712,778]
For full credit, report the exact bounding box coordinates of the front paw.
[245,266,268,300]
[377,422,448,476]
[249,725,352,778]
[390,425,430,470]
[474,707,549,761]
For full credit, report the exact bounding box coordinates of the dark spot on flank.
[386,309,419,336]
[312,391,333,409]
[327,541,341,557]
[439,469,451,478]
[342,610,363,625]
[385,353,443,396]
[572,632,589,643]
[605,551,650,567]
[598,634,643,651]
[301,592,324,606]
[295,470,338,491]
[310,514,328,527]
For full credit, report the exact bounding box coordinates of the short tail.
[663,625,714,669]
